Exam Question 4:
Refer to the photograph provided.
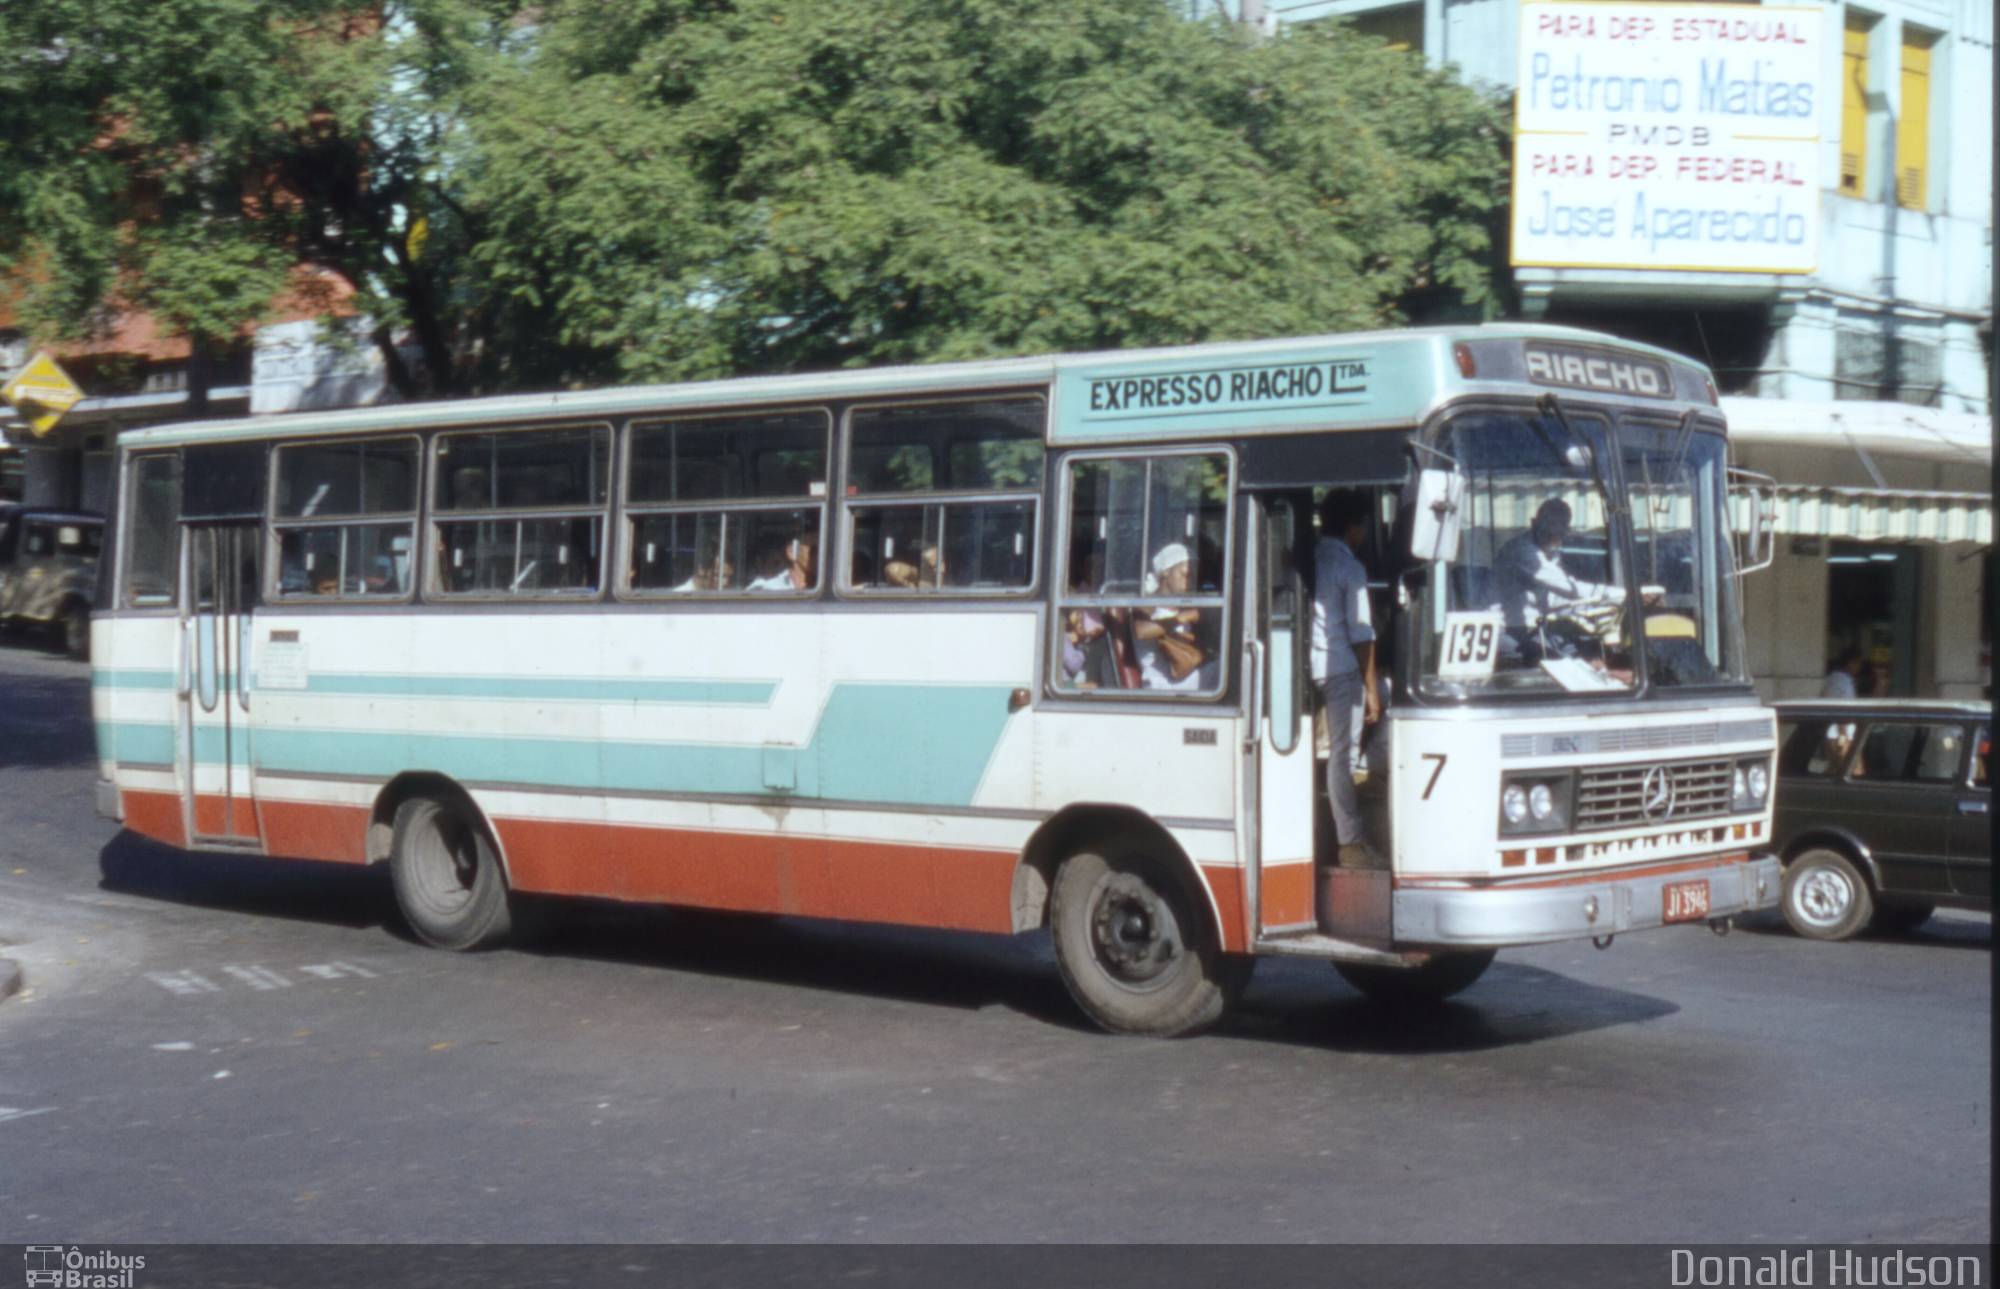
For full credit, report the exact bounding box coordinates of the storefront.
[1725,397,1991,701]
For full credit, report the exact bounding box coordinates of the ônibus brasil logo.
[23,1247,145,1289]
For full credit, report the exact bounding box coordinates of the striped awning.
[1735,484,1992,545]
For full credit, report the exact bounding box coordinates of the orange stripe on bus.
[192,793,261,843]
[121,789,187,848]
[494,817,1019,934]
[258,800,371,865]
[1259,861,1315,931]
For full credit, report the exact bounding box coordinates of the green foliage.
[1,0,1508,396]
[461,0,1509,387]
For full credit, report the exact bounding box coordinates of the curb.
[0,956,21,1004]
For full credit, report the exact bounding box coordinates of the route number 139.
[1438,611,1503,679]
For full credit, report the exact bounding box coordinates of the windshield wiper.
[1537,393,1623,516]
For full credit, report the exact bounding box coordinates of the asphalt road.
[0,640,1988,1245]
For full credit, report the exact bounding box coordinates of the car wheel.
[1870,900,1935,935]
[389,796,513,950]
[1334,950,1496,1005]
[1781,848,1873,941]
[1049,845,1234,1037]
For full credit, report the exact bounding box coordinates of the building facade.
[1217,0,1992,699]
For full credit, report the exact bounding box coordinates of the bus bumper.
[95,778,123,823]
[1392,854,1781,948]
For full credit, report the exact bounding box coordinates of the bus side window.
[272,436,420,600]
[624,409,829,597]
[431,425,609,598]
[842,397,1044,595]
[124,454,181,607]
[1053,451,1231,698]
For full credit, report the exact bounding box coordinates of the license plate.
[1663,879,1710,923]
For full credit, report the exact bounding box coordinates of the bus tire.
[1781,848,1871,941]
[389,796,512,951]
[1335,949,1495,1005]
[1049,846,1233,1037]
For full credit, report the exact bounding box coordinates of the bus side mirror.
[1407,467,1466,565]
[1728,466,1776,575]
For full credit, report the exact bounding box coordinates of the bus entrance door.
[1243,497,1317,937]
[180,522,262,845]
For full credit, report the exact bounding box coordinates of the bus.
[89,324,1782,1036]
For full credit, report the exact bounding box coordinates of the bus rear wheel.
[1335,949,1495,1005]
[1050,846,1234,1037]
[390,796,513,951]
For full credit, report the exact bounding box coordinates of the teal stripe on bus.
[93,669,777,705]
[99,683,1018,808]
[290,674,779,705]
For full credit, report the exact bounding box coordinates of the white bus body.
[91,325,1780,1035]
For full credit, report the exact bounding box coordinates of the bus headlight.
[1734,758,1770,811]
[1499,771,1574,836]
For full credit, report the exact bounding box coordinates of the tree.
[0,0,510,402]
[457,0,1510,386]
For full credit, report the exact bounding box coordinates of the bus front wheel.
[1050,847,1235,1037]
[1335,949,1495,1005]
[390,796,513,951]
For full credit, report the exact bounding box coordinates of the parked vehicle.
[1771,700,1990,939]
[0,504,104,658]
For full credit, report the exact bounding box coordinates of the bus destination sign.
[1522,344,1674,398]
[1054,341,1436,443]
[1083,358,1370,418]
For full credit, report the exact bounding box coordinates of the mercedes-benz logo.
[1641,765,1676,821]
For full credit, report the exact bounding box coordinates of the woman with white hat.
[1133,542,1215,691]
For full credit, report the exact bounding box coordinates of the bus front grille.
[1575,758,1735,831]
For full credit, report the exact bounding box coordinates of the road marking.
[0,1106,55,1124]
[146,960,384,997]
[146,970,224,996]
[297,960,378,980]
[151,1041,194,1052]
[222,965,294,991]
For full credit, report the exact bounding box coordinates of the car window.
[1778,719,1847,777]
[1851,722,1959,783]
[1973,728,1989,788]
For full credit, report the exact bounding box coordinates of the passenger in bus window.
[748,536,815,591]
[883,540,941,590]
[671,543,734,592]
[1133,544,1214,692]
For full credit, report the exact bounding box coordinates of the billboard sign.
[1512,2,1823,274]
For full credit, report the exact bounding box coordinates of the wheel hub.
[1089,873,1182,984]
[1794,867,1852,926]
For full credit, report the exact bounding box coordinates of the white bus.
[91,325,1781,1035]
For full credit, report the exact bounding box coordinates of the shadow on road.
[98,830,393,932]
[1221,959,1679,1053]
[0,670,97,769]
[94,831,1687,1047]
[518,897,1095,1032]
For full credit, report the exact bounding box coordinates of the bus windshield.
[1414,407,1636,698]
[1621,420,1750,690]
[1413,407,1754,700]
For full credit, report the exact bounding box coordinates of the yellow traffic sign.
[2,350,84,438]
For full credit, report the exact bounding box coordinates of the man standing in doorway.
[1312,490,1381,868]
